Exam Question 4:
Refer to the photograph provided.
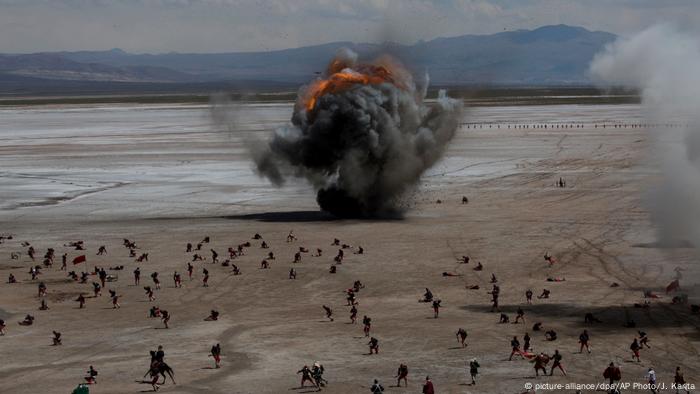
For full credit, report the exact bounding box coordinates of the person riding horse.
[144,348,175,387]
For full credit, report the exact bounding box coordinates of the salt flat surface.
[0,103,644,220]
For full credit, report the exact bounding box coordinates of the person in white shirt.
[645,368,658,394]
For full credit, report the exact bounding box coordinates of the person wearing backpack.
[370,379,384,393]
[469,358,480,385]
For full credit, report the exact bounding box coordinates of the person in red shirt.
[422,376,434,394]
[603,362,621,385]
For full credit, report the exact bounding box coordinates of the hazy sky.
[2,0,700,53]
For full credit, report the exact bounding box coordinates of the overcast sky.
[2,0,699,54]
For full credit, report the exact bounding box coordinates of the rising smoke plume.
[252,48,462,218]
[590,25,700,247]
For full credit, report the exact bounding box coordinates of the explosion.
[253,48,462,218]
[303,62,402,112]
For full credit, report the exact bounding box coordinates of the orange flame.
[304,64,401,112]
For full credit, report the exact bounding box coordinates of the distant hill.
[396,25,616,84]
[0,25,616,93]
[0,53,196,83]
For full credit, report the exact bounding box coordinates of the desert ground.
[0,102,698,394]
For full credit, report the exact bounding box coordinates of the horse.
[144,361,176,385]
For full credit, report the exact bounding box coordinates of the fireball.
[302,56,409,112]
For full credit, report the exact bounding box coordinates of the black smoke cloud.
[253,49,462,218]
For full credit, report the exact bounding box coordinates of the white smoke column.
[254,48,462,218]
[590,25,700,247]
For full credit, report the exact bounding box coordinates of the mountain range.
[0,25,616,94]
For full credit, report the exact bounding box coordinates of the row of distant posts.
[462,123,689,129]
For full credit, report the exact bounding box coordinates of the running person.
[52,330,62,346]
[38,281,47,297]
[396,363,408,387]
[579,329,591,353]
[350,305,358,324]
[422,376,434,394]
[469,358,480,385]
[363,315,371,337]
[675,366,690,394]
[211,343,222,368]
[549,350,566,376]
[603,362,621,385]
[368,337,379,354]
[151,272,160,290]
[92,282,101,297]
[432,299,441,318]
[76,294,86,308]
[312,362,326,388]
[202,268,209,287]
[109,290,120,309]
[323,305,333,321]
[84,366,98,384]
[630,338,641,362]
[646,368,658,394]
[371,379,385,393]
[456,328,468,347]
[297,365,317,389]
[509,336,523,360]
[638,331,651,348]
[524,332,531,352]
[489,285,500,312]
[161,310,170,328]
[145,286,155,301]
[534,353,548,376]
[514,307,525,323]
